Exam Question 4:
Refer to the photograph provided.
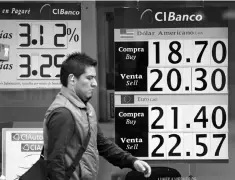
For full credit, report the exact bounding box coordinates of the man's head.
[60,52,98,103]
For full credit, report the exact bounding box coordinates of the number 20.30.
[149,68,227,92]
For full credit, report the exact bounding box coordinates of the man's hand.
[133,160,151,178]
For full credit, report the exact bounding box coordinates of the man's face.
[74,66,97,102]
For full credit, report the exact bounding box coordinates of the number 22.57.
[149,133,228,159]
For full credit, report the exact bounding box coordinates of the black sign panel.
[115,107,148,157]
[115,41,148,91]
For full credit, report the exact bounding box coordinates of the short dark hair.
[60,52,97,87]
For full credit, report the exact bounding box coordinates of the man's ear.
[68,74,75,84]
[71,76,75,82]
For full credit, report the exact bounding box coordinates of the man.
[43,52,151,180]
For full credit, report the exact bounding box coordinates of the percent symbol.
[67,28,79,42]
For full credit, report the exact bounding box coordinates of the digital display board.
[114,7,228,160]
[0,2,81,89]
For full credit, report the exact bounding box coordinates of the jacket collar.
[60,86,87,109]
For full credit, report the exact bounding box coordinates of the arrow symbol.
[12,133,20,141]
[22,144,30,151]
